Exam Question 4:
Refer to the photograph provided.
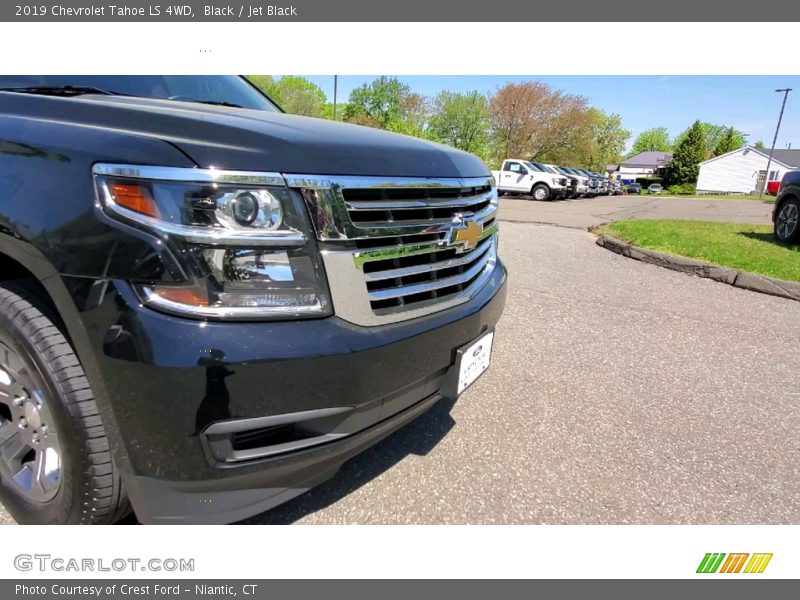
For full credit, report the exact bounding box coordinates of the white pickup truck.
[492,159,569,201]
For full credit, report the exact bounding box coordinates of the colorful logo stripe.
[743,553,773,573]
[697,553,726,573]
[719,553,749,573]
[696,553,772,574]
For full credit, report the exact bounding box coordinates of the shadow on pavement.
[237,397,458,525]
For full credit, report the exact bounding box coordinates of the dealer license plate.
[457,332,494,394]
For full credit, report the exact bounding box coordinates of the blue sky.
[301,75,800,150]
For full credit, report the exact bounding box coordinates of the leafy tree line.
[248,76,749,185]
[247,76,630,171]
[628,120,749,186]
[628,123,747,158]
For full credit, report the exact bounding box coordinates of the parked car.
[530,162,571,201]
[0,75,507,524]
[560,167,591,197]
[627,183,642,194]
[592,173,609,195]
[545,164,580,198]
[573,168,600,197]
[773,169,800,244]
[648,183,663,194]
[612,181,624,195]
[492,159,569,201]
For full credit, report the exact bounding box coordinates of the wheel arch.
[531,182,551,198]
[0,237,137,503]
[0,250,64,327]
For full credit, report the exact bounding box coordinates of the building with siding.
[607,151,673,182]
[697,146,800,193]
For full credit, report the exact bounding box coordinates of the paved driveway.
[499,194,774,229]
[245,222,800,524]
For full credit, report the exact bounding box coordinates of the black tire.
[0,283,130,524]
[775,197,800,244]
[532,184,551,201]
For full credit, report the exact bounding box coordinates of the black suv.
[773,169,800,244]
[0,76,506,524]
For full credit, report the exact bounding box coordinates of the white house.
[607,151,673,182]
[697,146,800,193]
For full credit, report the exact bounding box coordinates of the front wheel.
[775,197,800,244]
[0,284,130,524]
[532,184,550,201]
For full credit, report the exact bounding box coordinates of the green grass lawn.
[598,219,800,283]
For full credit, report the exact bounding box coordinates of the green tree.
[712,126,742,156]
[668,120,707,184]
[322,102,348,121]
[581,109,630,171]
[343,76,428,135]
[246,75,277,97]
[674,122,746,156]
[246,75,326,117]
[755,140,766,149]
[427,91,490,158]
[487,81,590,165]
[628,127,672,156]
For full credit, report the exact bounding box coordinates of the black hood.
[0,93,489,178]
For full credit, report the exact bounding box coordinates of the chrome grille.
[366,235,494,311]
[285,175,499,326]
[343,184,493,226]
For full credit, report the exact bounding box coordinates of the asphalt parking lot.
[499,193,774,229]
[2,196,796,525]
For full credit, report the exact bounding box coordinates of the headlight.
[93,164,331,320]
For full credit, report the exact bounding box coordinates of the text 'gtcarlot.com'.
[13,554,195,572]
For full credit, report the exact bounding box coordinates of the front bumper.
[70,261,507,524]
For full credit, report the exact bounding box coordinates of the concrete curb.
[595,233,800,302]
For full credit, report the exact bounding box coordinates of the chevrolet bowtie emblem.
[448,219,483,253]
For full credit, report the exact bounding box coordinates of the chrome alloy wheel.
[776,202,798,241]
[0,341,61,502]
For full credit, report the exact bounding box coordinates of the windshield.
[0,75,280,111]
[523,161,542,172]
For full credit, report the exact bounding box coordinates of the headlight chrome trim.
[92,163,306,247]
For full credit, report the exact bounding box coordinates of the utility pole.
[333,75,338,121]
[760,88,792,199]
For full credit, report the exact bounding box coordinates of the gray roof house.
[608,152,673,179]
[620,151,673,169]
[757,148,800,167]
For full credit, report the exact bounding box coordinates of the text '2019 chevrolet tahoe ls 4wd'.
[0,76,506,524]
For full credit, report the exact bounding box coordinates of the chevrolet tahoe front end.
[0,77,506,524]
